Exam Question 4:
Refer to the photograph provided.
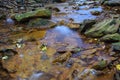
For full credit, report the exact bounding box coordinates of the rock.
[90,10,101,15]
[0,14,6,20]
[77,69,102,80]
[0,49,18,60]
[113,70,120,80]
[80,54,87,59]
[85,19,120,37]
[28,18,57,29]
[52,7,60,12]
[92,59,108,70]
[13,9,52,22]
[72,6,80,10]
[103,0,120,6]
[53,0,66,3]
[100,33,120,42]
[67,23,80,29]
[112,42,120,51]
[80,19,96,33]
[0,49,18,73]
[81,48,97,55]
[52,51,72,64]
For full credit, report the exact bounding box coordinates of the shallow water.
[52,3,102,23]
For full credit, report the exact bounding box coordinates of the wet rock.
[53,0,66,3]
[112,42,120,51]
[81,48,97,55]
[76,68,103,80]
[0,49,18,60]
[58,20,65,25]
[80,19,96,33]
[113,70,120,80]
[52,51,72,64]
[28,18,57,29]
[72,6,80,10]
[1,54,18,73]
[13,9,52,22]
[52,7,60,12]
[67,23,80,29]
[90,10,101,15]
[85,19,120,37]
[0,14,6,20]
[80,54,87,59]
[92,59,108,70]
[103,0,120,6]
[100,33,120,42]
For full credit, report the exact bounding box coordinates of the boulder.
[112,42,120,51]
[85,19,120,37]
[28,18,57,29]
[13,9,52,22]
[100,33,120,42]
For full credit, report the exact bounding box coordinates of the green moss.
[15,9,51,22]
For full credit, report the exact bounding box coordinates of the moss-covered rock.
[14,9,52,22]
[112,42,120,51]
[28,18,57,29]
[85,19,120,37]
[100,33,120,42]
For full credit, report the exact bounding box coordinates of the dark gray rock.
[80,19,96,33]
[103,0,120,6]
[112,42,120,51]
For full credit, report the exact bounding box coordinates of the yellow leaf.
[116,64,120,70]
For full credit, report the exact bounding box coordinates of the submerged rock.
[100,33,120,42]
[28,18,57,29]
[13,9,52,22]
[92,59,108,70]
[29,71,54,80]
[85,19,120,37]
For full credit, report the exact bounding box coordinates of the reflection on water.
[53,26,75,36]
[44,26,90,48]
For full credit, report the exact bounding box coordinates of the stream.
[0,0,119,80]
